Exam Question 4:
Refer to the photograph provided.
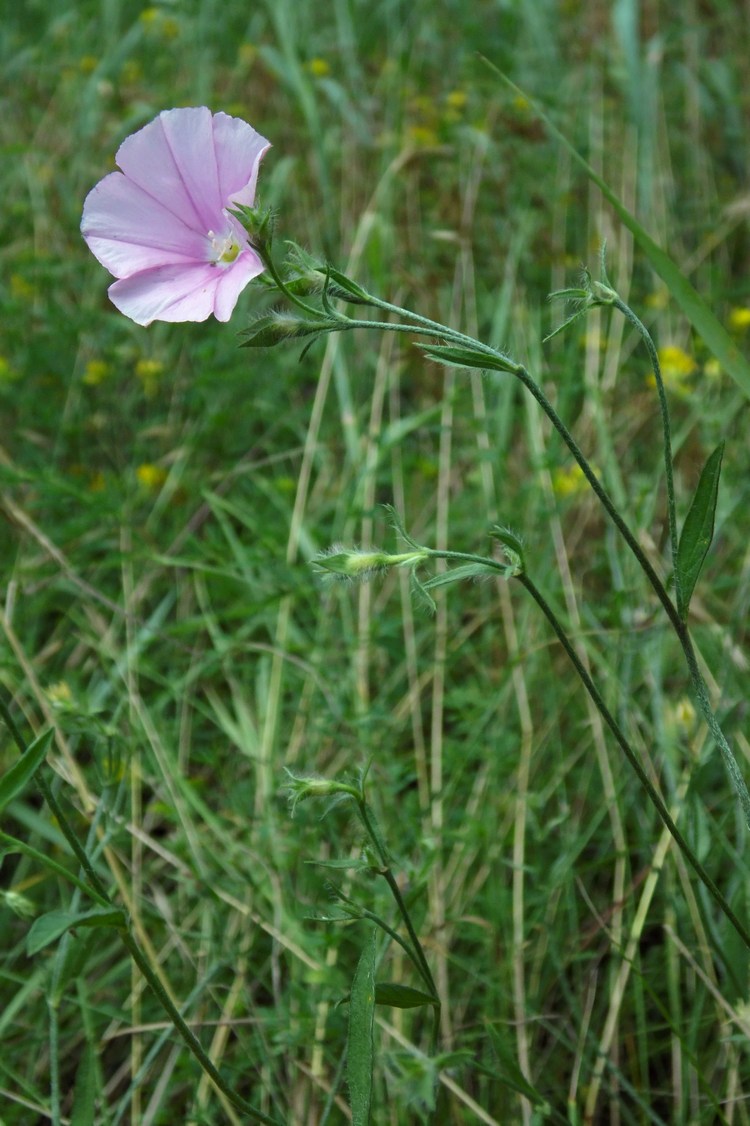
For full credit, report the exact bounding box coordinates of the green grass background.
[1,0,750,1122]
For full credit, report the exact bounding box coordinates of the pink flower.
[81,107,270,326]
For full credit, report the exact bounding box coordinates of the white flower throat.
[207,228,241,266]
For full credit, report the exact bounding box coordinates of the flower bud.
[312,546,429,581]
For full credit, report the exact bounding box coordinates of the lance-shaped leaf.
[422,562,509,589]
[675,441,724,621]
[348,926,377,1126]
[420,343,519,375]
[375,982,436,1009]
[0,728,53,814]
[26,907,127,956]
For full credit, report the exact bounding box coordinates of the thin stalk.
[355,799,439,1003]
[611,296,680,586]
[335,299,684,632]
[117,928,283,1125]
[320,295,750,827]
[516,571,750,952]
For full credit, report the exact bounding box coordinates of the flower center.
[207,229,242,266]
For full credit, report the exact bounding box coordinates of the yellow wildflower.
[651,345,696,392]
[728,306,750,332]
[136,463,167,490]
[83,359,110,385]
[306,58,330,77]
[445,90,468,110]
[552,463,589,499]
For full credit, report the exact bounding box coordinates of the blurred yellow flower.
[552,463,594,499]
[136,463,167,490]
[120,60,142,84]
[0,356,18,383]
[47,680,73,707]
[306,57,330,77]
[650,345,696,392]
[10,274,36,301]
[83,359,111,385]
[664,696,697,736]
[79,55,99,74]
[139,7,180,38]
[406,124,438,147]
[135,358,165,396]
[728,306,750,332]
[238,42,257,65]
[645,288,669,310]
[445,90,468,110]
[135,358,164,380]
[703,357,722,380]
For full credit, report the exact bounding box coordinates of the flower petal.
[108,263,223,325]
[115,107,229,234]
[212,249,266,321]
[82,171,208,277]
[106,243,264,325]
[211,111,271,207]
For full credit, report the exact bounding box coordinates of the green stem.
[331,292,750,829]
[117,928,283,1125]
[336,297,684,633]
[516,572,750,951]
[356,799,440,1003]
[611,296,680,590]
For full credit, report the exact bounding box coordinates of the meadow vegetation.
[1,0,750,1122]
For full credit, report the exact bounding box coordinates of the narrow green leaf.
[484,64,750,399]
[676,441,725,621]
[0,728,53,814]
[420,343,518,375]
[70,1043,98,1126]
[321,266,374,305]
[27,907,126,955]
[347,926,377,1126]
[306,858,375,871]
[374,982,436,1009]
[422,563,505,589]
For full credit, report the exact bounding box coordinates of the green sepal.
[320,266,375,305]
[675,441,725,621]
[490,526,525,573]
[420,343,518,375]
